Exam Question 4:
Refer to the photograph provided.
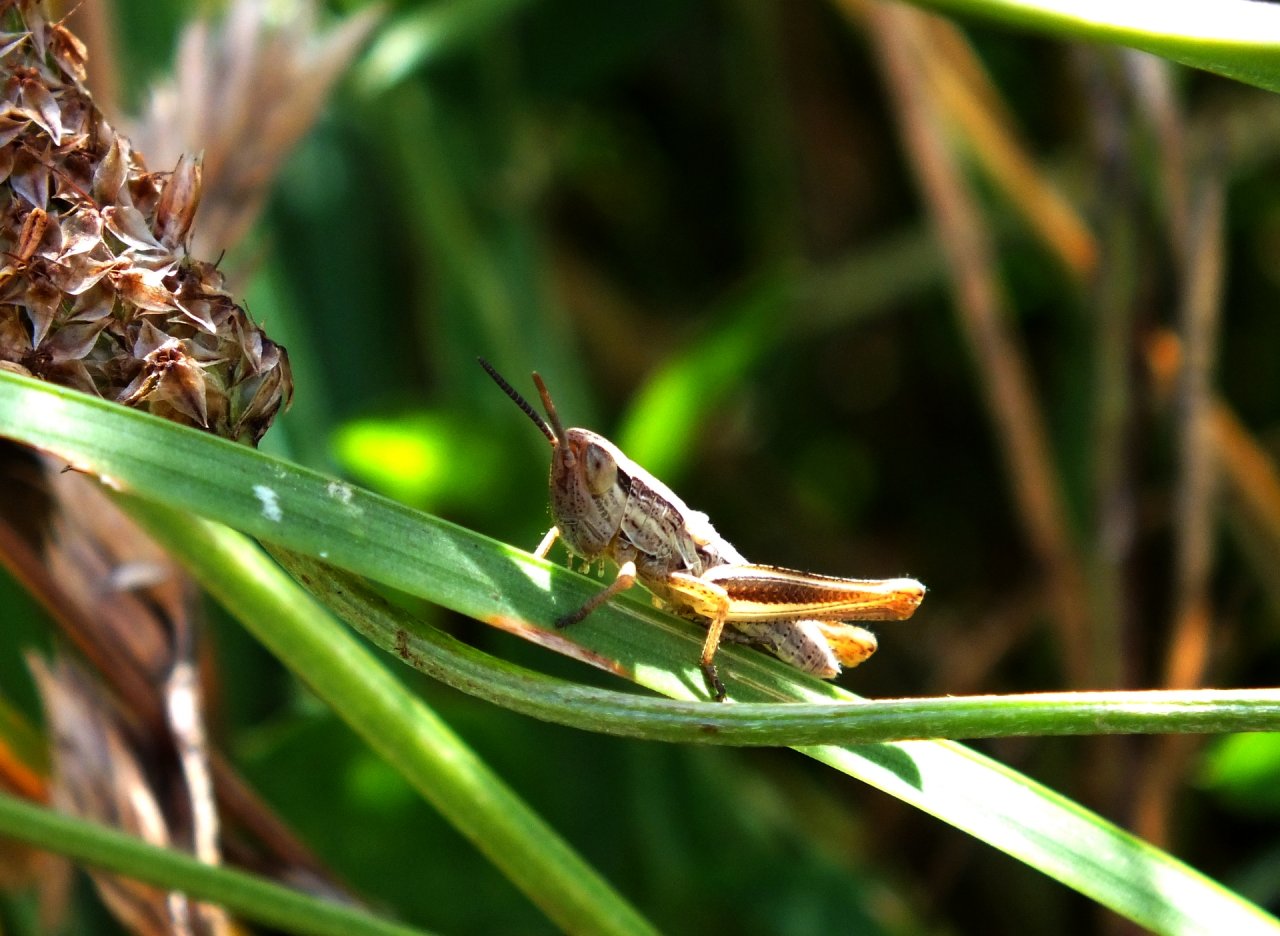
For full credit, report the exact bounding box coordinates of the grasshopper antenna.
[531,372,569,447]
[478,357,557,445]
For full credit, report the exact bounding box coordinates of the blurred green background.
[5,0,1280,932]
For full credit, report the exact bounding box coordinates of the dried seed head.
[0,1,292,444]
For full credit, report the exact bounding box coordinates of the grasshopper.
[480,358,925,700]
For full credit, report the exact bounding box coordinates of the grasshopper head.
[479,358,625,556]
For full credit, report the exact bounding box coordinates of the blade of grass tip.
[117,497,658,936]
[616,272,792,478]
[0,792,432,936]
[900,0,1280,96]
[804,741,1280,936]
[356,0,535,94]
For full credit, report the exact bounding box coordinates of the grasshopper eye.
[583,443,617,495]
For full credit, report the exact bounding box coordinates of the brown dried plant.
[0,0,292,444]
[0,0,377,928]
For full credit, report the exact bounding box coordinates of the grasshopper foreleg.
[556,560,637,629]
[534,526,561,559]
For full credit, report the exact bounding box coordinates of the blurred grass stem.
[861,2,1093,686]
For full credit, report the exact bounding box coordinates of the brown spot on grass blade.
[483,613,630,678]
[393,628,425,670]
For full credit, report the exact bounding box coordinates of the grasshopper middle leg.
[535,527,734,700]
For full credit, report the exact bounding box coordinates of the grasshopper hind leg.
[664,572,733,701]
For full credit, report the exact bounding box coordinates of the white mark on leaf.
[253,484,282,522]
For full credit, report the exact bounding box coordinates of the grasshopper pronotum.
[480,358,925,701]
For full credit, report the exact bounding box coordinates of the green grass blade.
[357,0,535,93]
[803,741,1278,936]
[270,547,1280,745]
[617,230,942,480]
[908,0,1280,95]
[0,372,654,936]
[116,497,657,936]
[265,546,1280,932]
[0,792,432,936]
